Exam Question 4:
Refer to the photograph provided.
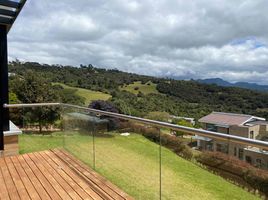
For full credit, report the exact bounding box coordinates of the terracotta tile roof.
[198,112,262,126]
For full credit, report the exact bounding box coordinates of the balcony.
[0,149,133,200]
[0,103,267,199]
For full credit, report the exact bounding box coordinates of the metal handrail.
[4,103,61,108]
[4,103,268,150]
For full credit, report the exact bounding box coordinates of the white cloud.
[7,0,268,84]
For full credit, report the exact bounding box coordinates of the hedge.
[196,151,268,196]
[122,122,268,197]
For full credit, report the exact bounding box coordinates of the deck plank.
[44,151,103,200]
[0,166,10,200]
[22,154,62,200]
[4,157,31,200]
[54,149,126,200]
[39,151,95,200]
[0,150,133,200]
[57,149,134,200]
[10,156,41,200]
[16,156,51,200]
[33,152,83,200]
[52,150,115,200]
[26,153,72,200]
[0,158,20,200]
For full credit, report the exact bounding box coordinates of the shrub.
[180,147,194,160]
[127,122,193,160]
[124,121,267,196]
[137,91,144,97]
[196,152,250,176]
[244,169,268,195]
[196,151,268,196]
[89,100,120,131]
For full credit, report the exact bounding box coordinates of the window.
[206,124,218,132]
[238,148,244,160]
[216,144,221,152]
[250,131,254,139]
[245,156,252,164]
[256,159,262,168]
[234,147,237,156]
[205,141,213,151]
[216,143,228,154]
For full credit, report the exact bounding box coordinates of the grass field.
[54,83,111,105]
[19,133,259,200]
[119,81,159,95]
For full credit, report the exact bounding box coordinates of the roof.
[244,147,268,155]
[3,120,22,136]
[192,135,212,141]
[246,120,268,126]
[198,112,266,126]
[0,0,27,33]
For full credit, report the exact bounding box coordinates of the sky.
[8,0,268,84]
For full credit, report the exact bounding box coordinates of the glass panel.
[8,106,63,155]
[94,115,160,199]
[62,106,95,168]
[161,128,267,199]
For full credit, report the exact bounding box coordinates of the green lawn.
[54,83,111,105]
[19,132,64,154]
[119,81,159,95]
[19,133,259,200]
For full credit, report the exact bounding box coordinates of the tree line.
[8,61,268,131]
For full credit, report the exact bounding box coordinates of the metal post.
[0,25,9,150]
[158,128,162,200]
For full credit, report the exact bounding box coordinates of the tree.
[89,100,120,131]
[172,118,194,128]
[172,119,194,137]
[8,92,23,126]
[52,85,85,105]
[12,71,60,133]
[89,100,119,113]
[137,91,144,98]
[146,111,170,122]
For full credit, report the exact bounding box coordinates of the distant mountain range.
[197,78,268,92]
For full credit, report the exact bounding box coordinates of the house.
[196,112,268,169]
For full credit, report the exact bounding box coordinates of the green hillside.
[9,61,268,120]
[119,81,159,95]
[54,83,111,105]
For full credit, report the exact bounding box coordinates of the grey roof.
[192,135,212,142]
[247,120,268,125]
[0,0,27,33]
[198,112,265,126]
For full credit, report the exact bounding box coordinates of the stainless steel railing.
[4,103,268,150]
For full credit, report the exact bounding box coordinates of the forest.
[8,60,268,123]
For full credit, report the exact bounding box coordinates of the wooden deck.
[0,149,133,200]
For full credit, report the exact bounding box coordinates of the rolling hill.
[54,83,111,105]
[197,78,268,92]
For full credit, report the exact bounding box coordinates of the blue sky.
[8,0,268,84]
